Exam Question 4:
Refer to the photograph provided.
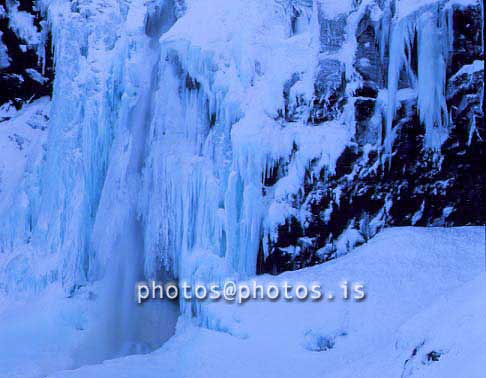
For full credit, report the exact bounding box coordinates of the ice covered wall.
[0,0,484,327]
[1,0,183,360]
[137,0,349,318]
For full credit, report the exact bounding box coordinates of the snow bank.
[38,227,485,378]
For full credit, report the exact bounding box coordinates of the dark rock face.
[260,3,485,275]
[0,0,53,108]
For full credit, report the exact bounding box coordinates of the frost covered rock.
[0,0,53,107]
[263,0,484,273]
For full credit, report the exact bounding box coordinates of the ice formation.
[0,30,10,68]
[383,0,457,154]
[0,0,483,368]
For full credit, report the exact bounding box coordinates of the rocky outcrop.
[260,1,484,274]
[0,0,53,108]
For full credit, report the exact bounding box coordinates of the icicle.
[378,0,393,62]
[384,3,452,158]
[417,10,449,150]
[384,15,416,157]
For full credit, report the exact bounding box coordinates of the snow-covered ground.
[1,227,483,378]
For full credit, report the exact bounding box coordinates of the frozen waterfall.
[0,0,482,370]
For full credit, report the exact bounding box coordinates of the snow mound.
[38,227,485,378]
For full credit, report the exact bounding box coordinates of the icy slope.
[43,227,485,378]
